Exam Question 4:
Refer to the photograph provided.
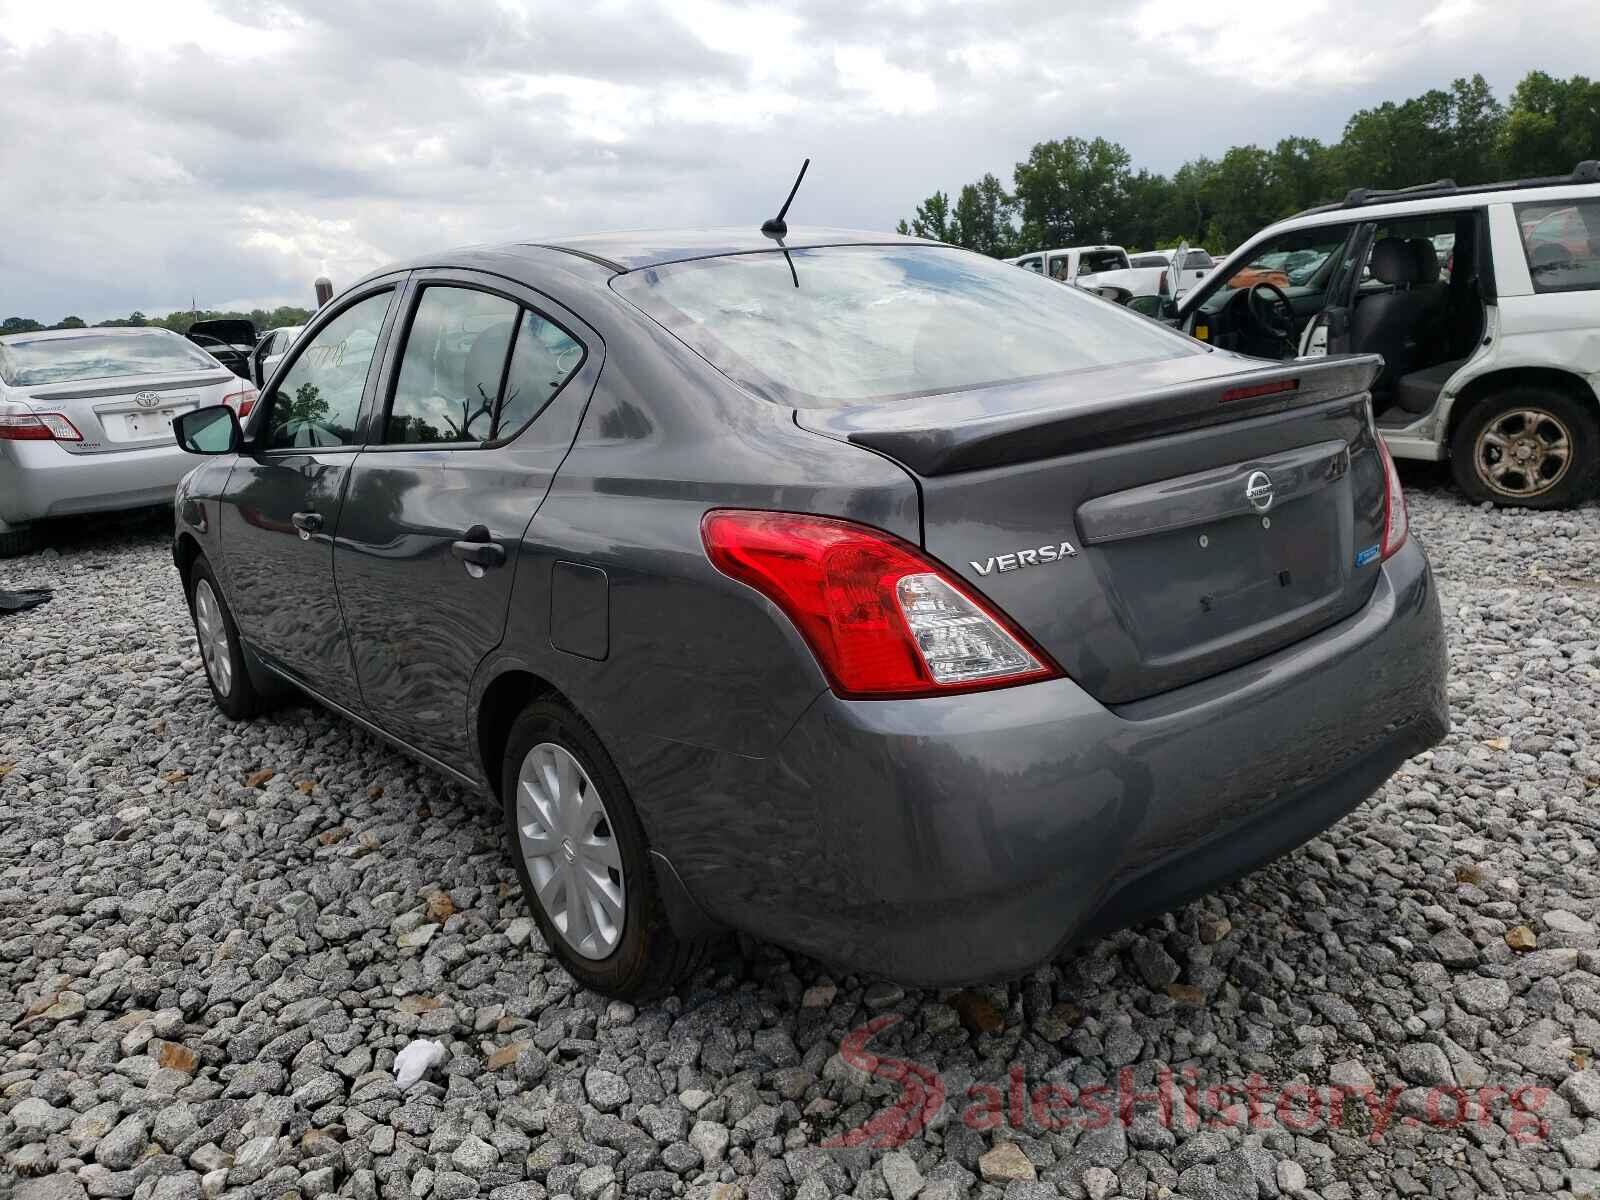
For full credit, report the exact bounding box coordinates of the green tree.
[1195,146,1279,250]
[904,190,959,242]
[950,174,1017,257]
[1501,71,1600,177]
[1117,169,1179,252]
[1269,137,1336,216]
[1013,136,1132,249]
[1449,74,1507,183]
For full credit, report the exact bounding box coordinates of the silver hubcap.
[1475,408,1573,498]
[515,743,625,959]
[193,579,232,697]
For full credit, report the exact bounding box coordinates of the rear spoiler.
[804,355,1383,476]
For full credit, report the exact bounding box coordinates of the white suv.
[1169,162,1600,507]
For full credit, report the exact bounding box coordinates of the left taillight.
[701,509,1062,700]
[1377,437,1408,559]
[223,386,258,418]
[0,405,83,441]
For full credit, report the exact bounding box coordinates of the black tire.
[188,555,270,720]
[0,525,39,559]
[1450,385,1600,509]
[501,699,705,999]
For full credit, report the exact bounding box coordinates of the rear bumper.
[0,438,192,525]
[648,537,1447,984]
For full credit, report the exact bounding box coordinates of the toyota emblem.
[133,392,161,409]
[1245,470,1275,512]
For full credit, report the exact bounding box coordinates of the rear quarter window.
[1516,200,1600,293]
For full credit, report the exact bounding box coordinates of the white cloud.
[0,0,1594,319]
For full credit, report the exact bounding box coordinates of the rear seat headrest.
[1370,238,1416,286]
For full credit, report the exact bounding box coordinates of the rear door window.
[1516,200,1600,293]
[382,285,586,446]
[386,287,519,444]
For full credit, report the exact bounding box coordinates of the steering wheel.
[1246,282,1296,341]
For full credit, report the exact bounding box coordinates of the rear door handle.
[291,511,323,540]
[451,525,506,568]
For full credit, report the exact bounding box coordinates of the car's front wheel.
[189,555,271,720]
[500,699,705,998]
[1450,385,1600,508]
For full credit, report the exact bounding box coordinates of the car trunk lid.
[23,371,233,454]
[798,353,1389,703]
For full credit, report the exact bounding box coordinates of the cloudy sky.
[3,0,1596,321]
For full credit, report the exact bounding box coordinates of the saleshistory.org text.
[821,1016,1553,1149]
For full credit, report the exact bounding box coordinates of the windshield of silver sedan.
[613,244,1201,408]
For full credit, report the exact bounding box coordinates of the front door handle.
[451,525,506,569]
[291,511,323,540]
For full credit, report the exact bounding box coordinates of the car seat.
[1349,238,1426,394]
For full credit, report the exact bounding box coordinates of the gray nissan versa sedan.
[169,227,1448,998]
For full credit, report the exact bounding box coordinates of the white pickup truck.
[1129,247,1217,298]
[1004,244,1174,302]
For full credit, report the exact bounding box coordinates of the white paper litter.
[393,1038,446,1090]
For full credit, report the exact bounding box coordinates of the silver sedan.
[0,327,256,556]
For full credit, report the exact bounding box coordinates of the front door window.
[266,292,392,449]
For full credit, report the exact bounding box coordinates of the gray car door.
[218,281,403,709]
[332,271,599,769]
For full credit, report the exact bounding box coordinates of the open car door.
[1298,223,1376,357]
[1168,239,1188,300]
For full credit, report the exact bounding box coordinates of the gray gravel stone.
[881,1150,925,1200]
[94,1115,148,1171]
[2,488,1596,1200]
[1397,1042,1454,1086]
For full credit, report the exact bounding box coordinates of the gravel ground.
[2,477,1599,1200]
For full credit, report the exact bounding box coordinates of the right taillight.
[223,386,258,418]
[701,509,1061,699]
[0,407,82,441]
[1377,437,1408,559]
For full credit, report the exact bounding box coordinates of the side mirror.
[175,405,242,455]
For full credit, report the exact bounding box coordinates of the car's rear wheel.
[189,556,270,720]
[501,699,704,998]
[1450,385,1599,508]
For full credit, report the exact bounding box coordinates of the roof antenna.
[761,158,810,239]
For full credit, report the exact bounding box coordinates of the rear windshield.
[1077,250,1128,275]
[613,244,1201,408]
[0,331,220,387]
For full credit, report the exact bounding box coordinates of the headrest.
[465,321,515,403]
[1405,238,1440,284]
[1370,238,1415,286]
